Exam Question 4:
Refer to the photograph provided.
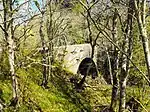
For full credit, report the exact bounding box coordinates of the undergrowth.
[0,66,150,112]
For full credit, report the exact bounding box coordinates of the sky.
[17,0,43,11]
[13,0,43,24]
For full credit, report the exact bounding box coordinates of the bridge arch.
[54,44,98,75]
[77,57,98,79]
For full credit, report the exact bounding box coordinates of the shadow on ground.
[50,67,92,112]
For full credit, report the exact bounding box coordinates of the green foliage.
[1,1,150,112]
[127,23,147,86]
[126,86,150,112]
[1,67,79,111]
[0,81,12,104]
[1,57,150,111]
[0,52,10,81]
[67,14,86,44]
[0,61,112,112]
[72,2,84,15]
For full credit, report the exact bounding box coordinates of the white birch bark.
[8,32,18,101]
[2,0,19,105]
[110,8,119,111]
[119,0,134,111]
[134,0,150,80]
[40,13,48,88]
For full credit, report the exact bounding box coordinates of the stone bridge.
[54,44,98,75]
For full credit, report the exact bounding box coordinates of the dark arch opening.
[70,58,98,92]
[77,57,98,79]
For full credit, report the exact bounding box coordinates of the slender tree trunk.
[86,4,97,59]
[46,0,54,80]
[134,0,150,80]
[8,31,19,106]
[78,63,91,89]
[78,75,86,88]
[91,45,94,59]
[119,0,134,111]
[6,0,19,106]
[106,47,113,85]
[86,11,94,58]
[110,8,119,111]
[39,11,48,88]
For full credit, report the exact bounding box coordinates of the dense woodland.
[0,0,150,112]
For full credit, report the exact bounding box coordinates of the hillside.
[1,66,112,112]
[1,66,150,112]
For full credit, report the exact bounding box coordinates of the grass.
[0,66,150,112]
[0,66,110,112]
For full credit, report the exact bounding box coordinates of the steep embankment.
[1,66,150,112]
[0,66,111,112]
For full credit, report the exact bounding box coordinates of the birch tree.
[85,1,100,59]
[110,7,119,111]
[34,0,49,88]
[79,0,101,59]
[119,0,134,111]
[134,0,150,80]
[35,0,69,86]
[0,0,19,106]
[0,0,35,106]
